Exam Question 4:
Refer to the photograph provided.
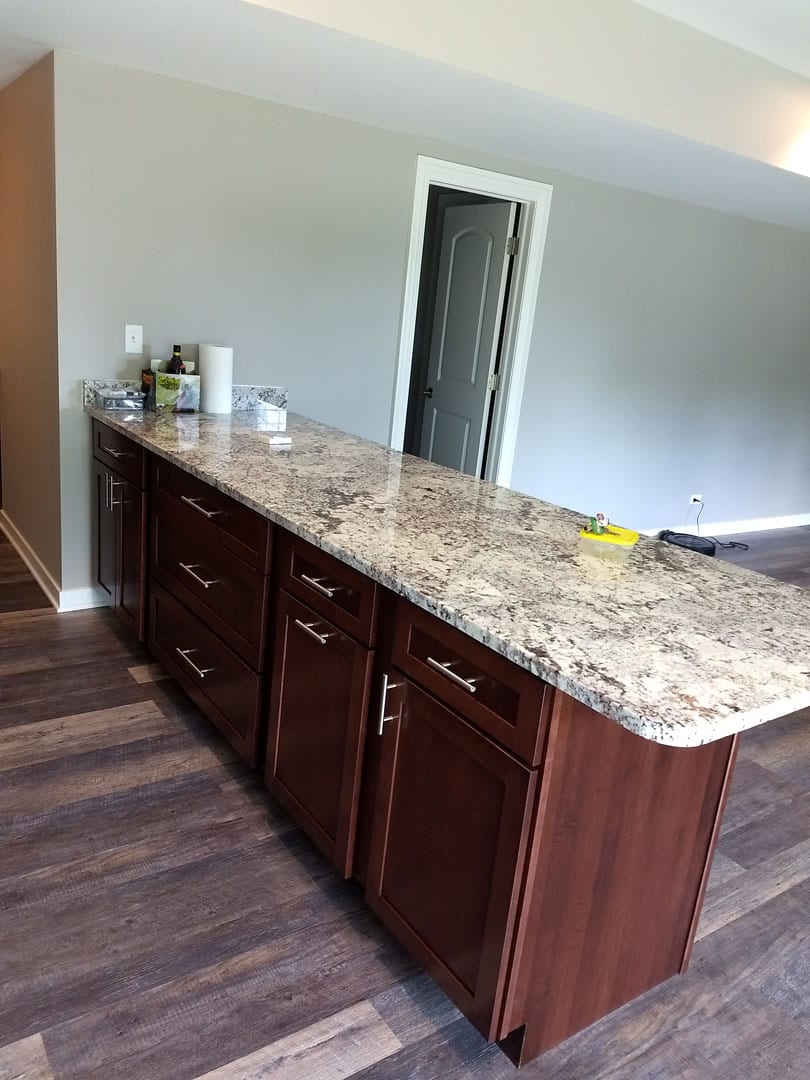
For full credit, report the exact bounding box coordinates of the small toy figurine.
[588,512,609,535]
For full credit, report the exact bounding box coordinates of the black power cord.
[693,500,749,551]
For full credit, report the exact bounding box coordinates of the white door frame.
[390,156,553,487]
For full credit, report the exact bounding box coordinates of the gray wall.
[513,181,810,529]
[51,54,810,590]
[0,55,62,585]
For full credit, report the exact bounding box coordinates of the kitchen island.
[86,404,810,1065]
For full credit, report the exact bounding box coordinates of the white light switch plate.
[125,324,143,354]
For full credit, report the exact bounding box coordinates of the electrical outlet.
[125,324,143,354]
[690,493,703,505]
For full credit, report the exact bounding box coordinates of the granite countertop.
[87,405,810,748]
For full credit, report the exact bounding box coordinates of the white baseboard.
[57,586,109,613]
[0,509,108,613]
[0,509,60,610]
[643,512,810,538]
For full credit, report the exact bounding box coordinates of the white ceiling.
[632,0,810,79]
[2,0,810,232]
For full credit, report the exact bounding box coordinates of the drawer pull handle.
[299,572,337,599]
[101,445,129,458]
[426,656,479,694]
[181,495,222,520]
[294,619,331,645]
[377,672,402,735]
[175,647,214,679]
[179,562,220,589]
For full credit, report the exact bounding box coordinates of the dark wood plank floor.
[0,528,51,614]
[1,526,810,1078]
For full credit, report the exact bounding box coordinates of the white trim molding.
[643,512,810,539]
[390,156,553,488]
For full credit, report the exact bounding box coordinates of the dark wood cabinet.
[365,599,737,1065]
[94,460,116,604]
[148,458,273,767]
[88,415,740,1068]
[366,675,538,1040]
[92,422,147,640]
[392,600,552,765]
[151,489,270,669]
[265,590,374,876]
[149,581,264,766]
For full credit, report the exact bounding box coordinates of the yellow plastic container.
[579,523,640,556]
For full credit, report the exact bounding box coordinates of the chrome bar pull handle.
[377,672,402,735]
[426,656,478,694]
[299,572,337,599]
[181,495,222,519]
[104,471,111,511]
[101,445,127,458]
[109,478,123,508]
[294,619,330,645]
[175,647,214,679]
[179,562,220,589]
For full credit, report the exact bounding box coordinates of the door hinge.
[506,235,519,256]
[487,371,500,393]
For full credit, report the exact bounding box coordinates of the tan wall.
[0,54,61,589]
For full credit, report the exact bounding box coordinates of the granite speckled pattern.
[83,380,287,417]
[86,406,810,748]
[231,384,288,411]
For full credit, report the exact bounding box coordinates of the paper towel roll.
[199,344,233,414]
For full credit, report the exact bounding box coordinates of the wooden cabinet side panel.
[503,693,737,1062]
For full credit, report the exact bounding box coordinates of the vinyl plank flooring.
[0,770,273,880]
[351,1016,505,1080]
[720,790,810,869]
[0,1034,54,1080]
[0,732,236,817]
[696,837,810,940]
[0,529,51,613]
[718,753,806,835]
[0,701,175,772]
[127,661,170,683]
[192,1001,402,1079]
[2,840,324,1042]
[43,908,415,1080]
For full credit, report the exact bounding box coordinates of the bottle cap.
[173,344,181,351]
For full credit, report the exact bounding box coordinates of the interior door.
[418,200,517,476]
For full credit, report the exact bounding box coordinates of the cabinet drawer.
[152,490,269,669]
[279,531,378,646]
[92,419,146,488]
[392,600,551,766]
[149,582,263,767]
[153,457,272,572]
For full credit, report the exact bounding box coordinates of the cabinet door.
[114,473,147,641]
[265,591,374,877]
[94,461,116,603]
[366,677,537,1041]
